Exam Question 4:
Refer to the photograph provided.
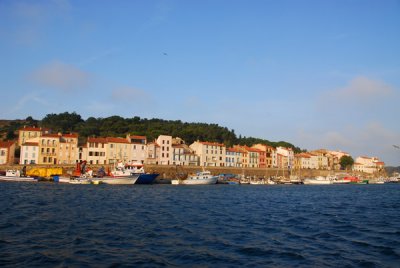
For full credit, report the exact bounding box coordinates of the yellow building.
[38,134,60,165]
[190,141,226,167]
[86,137,108,165]
[58,133,79,164]
[106,137,131,164]
[18,126,50,146]
[0,141,16,165]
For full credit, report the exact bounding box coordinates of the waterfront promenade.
[0,164,372,179]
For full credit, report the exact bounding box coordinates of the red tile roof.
[129,135,146,139]
[106,137,129,144]
[41,134,60,138]
[0,141,15,148]
[227,147,242,153]
[199,141,225,147]
[63,133,78,138]
[87,137,108,143]
[19,126,46,132]
[22,142,38,146]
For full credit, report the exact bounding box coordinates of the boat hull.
[303,179,332,185]
[100,176,138,185]
[0,176,38,182]
[172,176,218,185]
[134,173,159,184]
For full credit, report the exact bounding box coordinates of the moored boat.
[0,170,38,182]
[99,176,139,185]
[135,173,159,184]
[115,162,159,184]
[171,170,218,185]
[303,176,332,185]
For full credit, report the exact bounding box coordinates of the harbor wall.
[0,164,366,179]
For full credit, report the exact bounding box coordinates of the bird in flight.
[393,145,400,149]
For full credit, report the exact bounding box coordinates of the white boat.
[110,162,139,177]
[0,170,38,182]
[250,178,265,185]
[303,176,333,185]
[171,170,218,185]
[332,178,351,184]
[99,176,139,185]
[58,176,72,183]
[69,177,92,184]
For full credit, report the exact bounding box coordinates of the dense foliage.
[1,112,302,152]
[340,155,355,170]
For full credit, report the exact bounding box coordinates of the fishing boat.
[171,170,218,185]
[0,170,38,182]
[110,162,138,177]
[303,176,332,185]
[111,162,158,184]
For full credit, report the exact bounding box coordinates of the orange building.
[0,141,16,165]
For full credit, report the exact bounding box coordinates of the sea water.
[1,183,399,267]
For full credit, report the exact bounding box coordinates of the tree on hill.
[340,155,354,170]
[41,112,84,133]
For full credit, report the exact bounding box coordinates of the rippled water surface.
[1,183,400,267]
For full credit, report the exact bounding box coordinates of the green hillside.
[1,112,302,153]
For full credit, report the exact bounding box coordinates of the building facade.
[0,141,16,165]
[20,139,39,164]
[190,141,226,167]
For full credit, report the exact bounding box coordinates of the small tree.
[340,155,354,170]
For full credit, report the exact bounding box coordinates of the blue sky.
[1,0,400,165]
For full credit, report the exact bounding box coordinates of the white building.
[20,138,39,165]
[276,147,294,169]
[226,147,243,167]
[353,156,385,174]
[127,135,147,164]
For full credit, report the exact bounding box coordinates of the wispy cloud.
[29,61,91,91]
[322,76,394,104]
[111,87,151,102]
[78,47,121,67]
[3,91,52,117]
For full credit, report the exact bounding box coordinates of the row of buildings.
[0,126,385,174]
